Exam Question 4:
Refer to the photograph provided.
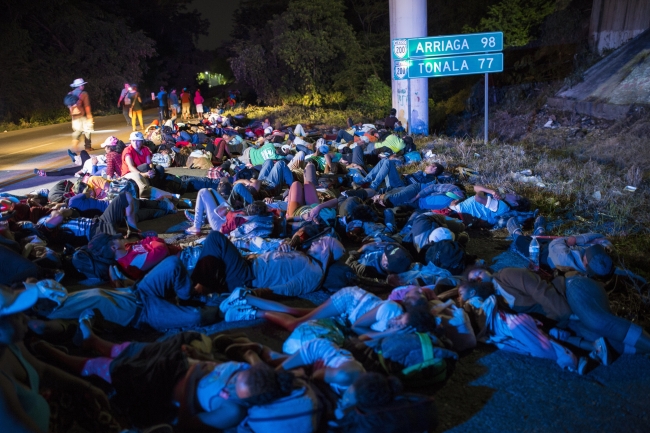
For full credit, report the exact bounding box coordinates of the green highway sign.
[394,53,503,80]
[392,32,503,60]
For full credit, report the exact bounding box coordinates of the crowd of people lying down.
[1,110,649,433]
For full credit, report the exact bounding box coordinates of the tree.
[229,0,366,105]
[464,0,557,47]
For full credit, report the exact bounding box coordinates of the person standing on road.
[180,88,191,120]
[156,86,168,123]
[169,89,180,119]
[194,89,204,119]
[68,78,94,151]
[117,83,132,126]
[129,84,144,131]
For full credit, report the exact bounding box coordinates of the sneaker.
[506,217,523,237]
[533,216,547,236]
[225,305,258,322]
[219,287,250,314]
[185,226,202,235]
[589,337,611,366]
[67,149,77,163]
[33,169,46,177]
[184,209,195,223]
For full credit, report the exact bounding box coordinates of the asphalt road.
[0,109,158,192]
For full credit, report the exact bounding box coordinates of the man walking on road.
[180,88,191,120]
[156,86,168,122]
[69,78,94,151]
[117,83,132,125]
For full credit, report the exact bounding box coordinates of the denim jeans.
[191,231,254,293]
[384,184,420,206]
[361,158,404,190]
[258,160,293,189]
[336,129,354,143]
[135,256,203,330]
[565,276,638,353]
[194,188,227,230]
[228,183,255,207]
[122,106,131,125]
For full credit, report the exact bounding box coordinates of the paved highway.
[0,109,158,193]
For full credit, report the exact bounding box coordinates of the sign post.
[392,31,503,142]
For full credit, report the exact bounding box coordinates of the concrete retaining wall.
[590,0,650,53]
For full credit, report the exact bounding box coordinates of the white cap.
[129,131,144,141]
[429,227,455,244]
[370,301,404,332]
[360,135,370,144]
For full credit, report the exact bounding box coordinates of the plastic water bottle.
[529,236,540,270]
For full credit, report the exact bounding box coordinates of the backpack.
[241,383,323,433]
[71,246,113,281]
[384,332,449,387]
[64,89,82,116]
[334,394,437,433]
[423,240,467,275]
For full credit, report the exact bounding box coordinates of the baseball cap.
[88,233,122,259]
[424,240,466,275]
[584,244,614,278]
[130,131,144,141]
[360,135,370,144]
[370,301,404,332]
[0,286,39,317]
[384,244,413,274]
[429,227,455,244]
[318,145,330,154]
[101,136,119,148]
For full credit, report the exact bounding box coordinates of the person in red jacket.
[89,233,182,280]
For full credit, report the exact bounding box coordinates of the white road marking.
[4,142,54,157]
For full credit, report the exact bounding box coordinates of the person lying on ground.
[67,181,175,218]
[507,219,615,279]
[26,258,221,331]
[87,232,182,280]
[465,266,650,360]
[400,210,467,253]
[190,231,345,296]
[449,185,536,228]
[457,280,596,374]
[33,150,106,178]
[31,324,235,428]
[35,191,142,244]
[220,286,430,342]
[345,242,414,285]
[0,285,110,433]
[376,181,466,211]
[351,158,444,192]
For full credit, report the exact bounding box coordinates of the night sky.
[191,0,242,50]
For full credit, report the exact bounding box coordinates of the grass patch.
[223,104,379,130]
